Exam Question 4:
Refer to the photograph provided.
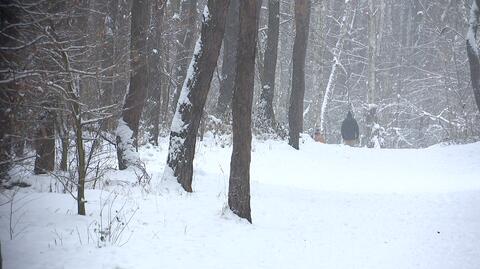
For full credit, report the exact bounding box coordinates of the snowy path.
[2,136,480,269]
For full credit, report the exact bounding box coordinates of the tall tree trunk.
[60,136,69,171]
[257,0,280,131]
[216,0,240,119]
[228,0,259,224]
[148,0,167,145]
[12,107,25,157]
[116,0,150,170]
[164,0,229,192]
[0,89,15,180]
[34,110,55,175]
[72,92,86,216]
[171,0,198,113]
[54,26,87,214]
[0,3,20,181]
[467,0,480,112]
[161,35,171,128]
[367,0,377,107]
[311,1,327,130]
[366,0,378,148]
[100,0,119,131]
[73,1,88,215]
[288,0,311,149]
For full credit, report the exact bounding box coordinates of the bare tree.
[164,0,230,192]
[467,0,480,112]
[228,0,260,223]
[318,0,355,143]
[288,0,311,149]
[116,0,151,170]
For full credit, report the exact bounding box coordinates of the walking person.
[341,111,359,146]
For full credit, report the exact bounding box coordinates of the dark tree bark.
[228,0,259,223]
[165,0,230,192]
[51,17,88,214]
[216,0,240,118]
[257,0,280,130]
[60,137,68,171]
[288,0,311,149]
[116,0,151,170]
[467,0,480,112]
[34,110,55,175]
[161,36,170,127]
[100,0,119,131]
[12,102,25,158]
[171,0,198,113]
[72,95,86,216]
[0,2,20,181]
[0,89,16,180]
[148,0,166,145]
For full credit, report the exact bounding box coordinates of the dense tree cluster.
[1,0,479,222]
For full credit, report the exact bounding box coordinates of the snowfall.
[1,134,480,269]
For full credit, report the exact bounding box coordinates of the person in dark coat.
[341,111,359,146]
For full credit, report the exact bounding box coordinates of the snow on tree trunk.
[228,0,259,224]
[216,0,239,119]
[116,0,150,170]
[319,59,338,142]
[288,0,311,150]
[164,1,229,192]
[171,0,198,114]
[257,0,280,132]
[467,0,480,113]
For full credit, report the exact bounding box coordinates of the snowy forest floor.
[2,134,480,269]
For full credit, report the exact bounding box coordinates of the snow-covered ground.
[2,134,480,269]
